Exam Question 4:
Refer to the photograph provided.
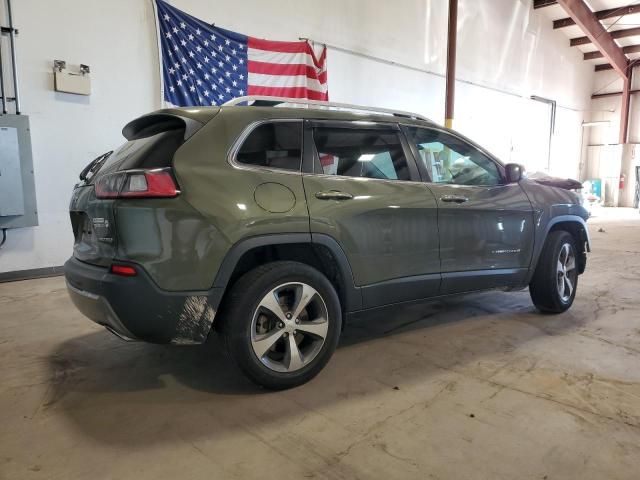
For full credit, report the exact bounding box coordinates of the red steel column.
[620,70,632,144]
[444,0,458,129]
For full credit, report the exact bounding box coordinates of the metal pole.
[444,0,458,129]
[619,68,631,144]
[0,32,6,114]
[6,0,20,114]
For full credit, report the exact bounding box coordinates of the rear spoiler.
[122,107,220,141]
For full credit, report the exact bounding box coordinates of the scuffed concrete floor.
[1,208,640,479]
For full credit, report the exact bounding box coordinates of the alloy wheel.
[250,282,329,373]
[557,243,577,303]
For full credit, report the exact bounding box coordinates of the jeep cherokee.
[65,97,590,389]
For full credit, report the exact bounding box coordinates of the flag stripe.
[248,37,311,54]
[248,61,328,83]
[248,72,326,92]
[248,47,324,69]
[248,37,326,70]
[248,85,328,100]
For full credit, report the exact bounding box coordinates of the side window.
[406,127,501,186]
[236,122,302,171]
[313,127,410,181]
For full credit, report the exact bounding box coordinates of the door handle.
[315,190,354,201]
[440,195,469,204]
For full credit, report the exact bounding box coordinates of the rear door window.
[236,122,302,171]
[312,127,410,181]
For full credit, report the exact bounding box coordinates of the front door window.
[405,127,501,186]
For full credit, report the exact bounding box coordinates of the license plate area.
[70,211,88,243]
[69,186,117,265]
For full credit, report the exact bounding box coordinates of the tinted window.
[236,122,302,171]
[406,127,501,186]
[91,129,184,182]
[313,127,410,181]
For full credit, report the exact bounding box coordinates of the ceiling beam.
[571,26,640,46]
[594,61,640,71]
[533,0,558,8]
[554,3,640,29]
[584,44,640,60]
[592,89,640,99]
[556,0,629,77]
[595,63,614,71]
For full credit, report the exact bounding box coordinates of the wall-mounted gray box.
[0,114,38,229]
[0,126,25,216]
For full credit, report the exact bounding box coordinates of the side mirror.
[505,163,524,184]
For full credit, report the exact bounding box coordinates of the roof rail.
[222,96,432,122]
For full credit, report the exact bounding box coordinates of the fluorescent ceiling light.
[582,121,610,127]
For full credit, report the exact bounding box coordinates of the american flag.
[155,0,328,107]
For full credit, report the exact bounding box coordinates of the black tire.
[217,261,342,390]
[530,230,579,313]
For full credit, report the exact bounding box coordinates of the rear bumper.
[64,257,223,344]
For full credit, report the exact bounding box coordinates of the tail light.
[110,264,137,276]
[95,168,179,199]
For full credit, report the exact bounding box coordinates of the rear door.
[403,126,535,294]
[302,120,440,309]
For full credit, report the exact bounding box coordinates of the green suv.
[65,97,590,389]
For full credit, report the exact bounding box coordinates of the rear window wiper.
[79,151,113,182]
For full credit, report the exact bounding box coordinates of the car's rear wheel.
[218,261,341,389]
[530,230,579,313]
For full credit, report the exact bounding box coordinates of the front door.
[302,120,441,308]
[404,126,535,294]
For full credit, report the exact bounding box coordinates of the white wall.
[0,0,595,273]
[584,66,639,207]
[587,71,624,146]
[1,0,159,272]
[587,68,640,147]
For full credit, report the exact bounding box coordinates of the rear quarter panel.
[168,109,310,289]
[114,196,225,291]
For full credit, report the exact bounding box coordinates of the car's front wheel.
[530,230,579,313]
[218,261,342,389]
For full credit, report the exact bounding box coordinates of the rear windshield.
[87,129,184,183]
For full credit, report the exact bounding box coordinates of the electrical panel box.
[0,126,24,215]
[0,114,38,229]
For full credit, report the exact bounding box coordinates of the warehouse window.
[313,127,410,181]
[236,122,302,171]
[406,127,501,186]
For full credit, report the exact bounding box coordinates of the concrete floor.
[1,208,640,479]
